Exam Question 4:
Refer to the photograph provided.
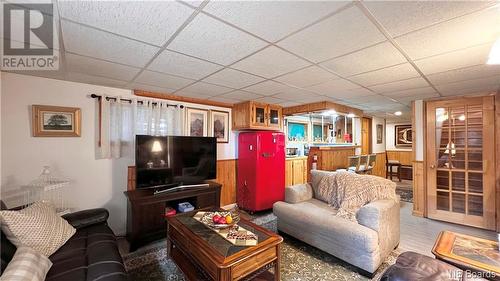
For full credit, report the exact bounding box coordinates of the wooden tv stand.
[124,181,221,251]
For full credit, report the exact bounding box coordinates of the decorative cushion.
[0,246,52,281]
[0,201,76,257]
[310,170,338,203]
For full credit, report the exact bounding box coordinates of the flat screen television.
[135,135,217,189]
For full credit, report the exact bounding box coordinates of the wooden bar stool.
[386,152,402,181]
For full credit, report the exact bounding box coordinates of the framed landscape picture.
[185,107,208,137]
[395,124,412,147]
[210,110,229,143]
[32,105,81,137]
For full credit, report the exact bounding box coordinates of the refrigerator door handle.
[262,152,275,158]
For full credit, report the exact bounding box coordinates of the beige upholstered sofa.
[273,170,400,275]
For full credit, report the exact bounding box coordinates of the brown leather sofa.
[1,203,127,281]
[381,251,489,281]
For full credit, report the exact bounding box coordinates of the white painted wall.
[371,117,386,153]
[386,122,412,151]
[0,72,236,235]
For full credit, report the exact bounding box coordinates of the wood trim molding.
[282,101,363,116]
[496,91,500,232]
[134,90,233,108]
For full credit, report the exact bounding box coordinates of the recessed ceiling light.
[487,39,500,65]
[347,113,355,118]
[321,110,337,116]
[394,111,402,116]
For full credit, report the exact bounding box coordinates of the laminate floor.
[399,201,497,256]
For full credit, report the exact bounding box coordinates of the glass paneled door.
[426,96,495,230]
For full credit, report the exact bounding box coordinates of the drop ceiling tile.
[274,66,338,88]
[231,46,311,78]
[61,20,159,67]
[127,83,176,95]
[175,81,234,97]
[427,64,500,86]
[135,70,195,90]
[382,86,437,98]
[343,95,392,104]
[322,87,376,99]
[59,1,193,46]
[279,101,301,107]
[414,43,493,75]
[254,96,284,105]
[207,96,240,104]
[273,88,323,102]
[395,92,440,103]
[203,68,265,89]
[148,50,223,79]
[203,1,348,42]
[368,77,430,94]
[277,6,385,62]
[217,90,263,101]
[298,95,329,103]
[306,78,360,95]
[395,8,500,60]
[436,76,500,96]
[320,42,407,76]
[349,63,420,86]
[168,13,267,65]
[66,53,141,81]
[241,80,293,96]
[363,1,495,37]
[66,72,128,88]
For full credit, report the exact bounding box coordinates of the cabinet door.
[285,160,294,187]
[267,105,282,129]
[292,159,305,185]
[251,102,267,127]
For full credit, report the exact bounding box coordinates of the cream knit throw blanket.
[317,171,398,222]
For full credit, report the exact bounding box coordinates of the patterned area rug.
[395,180,413,203]
[124,213,399,281]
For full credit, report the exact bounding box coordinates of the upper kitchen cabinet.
[232,101,283,131]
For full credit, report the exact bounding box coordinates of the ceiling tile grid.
[202,68,265,89]
[368,77,430,94]
[65,53,141,82]
[277,6,386,62]
[241,80,294,96]
[58,1,194,46]
[174,81,234,98]
[148,50,223,80]
[349,63,421,87]
[167,13,268,65]
[216,90,264,101]
[274,66,339,88]
[135,70,196,90]
[231,46,311,78]
[319,41,407,77]
[202,1,349,42]
[61,20,160,68]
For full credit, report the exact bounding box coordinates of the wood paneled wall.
[496,92,500,232]
[386,150,413,166]
[127,160,238,207]
[307,146,356,180]
[371,152,387,178]
[412,161,425,217]
[215,159,237,207]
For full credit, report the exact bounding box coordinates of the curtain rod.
[90,94,184,108]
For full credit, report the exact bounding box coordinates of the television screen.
[135,135,217,189]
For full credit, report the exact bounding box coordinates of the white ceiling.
[4,0,500,121]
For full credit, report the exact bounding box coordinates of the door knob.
[430,164,436,169]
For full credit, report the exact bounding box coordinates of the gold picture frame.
[32,105,81,137]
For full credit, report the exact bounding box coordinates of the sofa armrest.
[357,200,400,258]
[62,208,109,229]
[285,183,313,204]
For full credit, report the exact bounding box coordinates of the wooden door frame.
[361,117,372,154]
[496,91,500,232]
[425,95,496,230]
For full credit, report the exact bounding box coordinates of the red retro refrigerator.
[237,131,285,212]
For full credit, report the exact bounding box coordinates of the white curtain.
[97,98,183,159]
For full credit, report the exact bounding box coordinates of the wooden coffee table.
[433,231,500,279]
[167,212,283,281]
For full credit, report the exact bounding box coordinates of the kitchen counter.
[285,156,308,160]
